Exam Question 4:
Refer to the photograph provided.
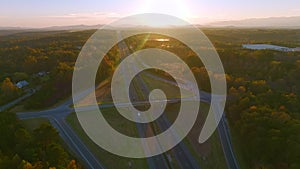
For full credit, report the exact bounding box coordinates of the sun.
[136,0,192,20]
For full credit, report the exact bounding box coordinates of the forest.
[0,111,82,169]
[0,30,94,108]
[123,29,300,169]
[0,28,300,169]
[205,29,300,169]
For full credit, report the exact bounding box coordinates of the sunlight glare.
[136,0,192,20]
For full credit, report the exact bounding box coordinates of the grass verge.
[229,128,250,169]
[165,102,228,169]
[66,109,149,169]
[21,118,49,131]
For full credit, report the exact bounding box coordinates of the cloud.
[5,12,123,27]
[28,12,122,26]
[46,12,121,22]
[0,12,124,28]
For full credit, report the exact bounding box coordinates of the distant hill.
[208,16,300,28]
[41,24,103,31]
[0,25,105,36]
[1,16,300,31]
[0,24,103,31]
[0,27,30,30]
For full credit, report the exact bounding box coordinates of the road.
[17,95,106,169]
[126,32,239,169]
[117,31,171,169]
[16,30,239,169]
[16,74,239,169]
[136,68,200,169]
[143,71,240,169]
[16,96,185,169]
[0,88,36,112]
[117,31,200,169]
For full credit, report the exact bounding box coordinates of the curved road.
[17,99,106,169]
[16,77,239,169]
[16,30,239,169]
[144,72,240,169]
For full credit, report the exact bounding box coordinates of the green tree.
[33,123,59,150]
[46,143,69,168]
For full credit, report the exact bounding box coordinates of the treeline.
[180,29,300,169]
[0,30,120,109]
[207,29,300,169]
[0,112,82,169]
[0,30,95,109]
[123,30,300,169]
[223,50,300,169]
[1,29,300,169]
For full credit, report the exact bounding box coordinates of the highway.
[16,74,239,169]
[117,32,171,169]
[121,31,239,169]
[117,31,200,169]
[16,31,240,169]
[143,70,240,169]
[133,62,200,169]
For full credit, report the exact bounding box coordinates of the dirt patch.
[77,79,113,106]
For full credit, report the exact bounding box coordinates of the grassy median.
[140,72,228,169]
[66,108,149,169]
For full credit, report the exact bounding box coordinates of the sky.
[0,0,299,27]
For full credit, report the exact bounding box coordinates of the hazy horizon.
[1,0,300,27]
[0,16,300,29]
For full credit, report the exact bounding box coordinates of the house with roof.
[16,80,29,89]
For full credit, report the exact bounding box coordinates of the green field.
[133,70,228,169]
[66,110,149,169]
[164,102,228,169]
[21,117,50,131]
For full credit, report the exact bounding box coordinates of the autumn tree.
[1,77,19,98]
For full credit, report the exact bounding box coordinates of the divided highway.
[143,70,240,169]
[117,31,200,169]
[16,30,240,169]
[117,32,171,169]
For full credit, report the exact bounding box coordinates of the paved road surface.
[134,67,200,169]
[16,30,239,169]
[145,71,240,169]
[0,89,35,112]
[16,79,239,169]
[117,31,171,169]
[17,95,106,169]
[117,31,200,169]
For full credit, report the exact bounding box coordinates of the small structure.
[242,44,293,52]
[37,71,47,77]
[16,80,29,89]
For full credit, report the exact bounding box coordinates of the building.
[16,80,29,89]
[37,71,47,77]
